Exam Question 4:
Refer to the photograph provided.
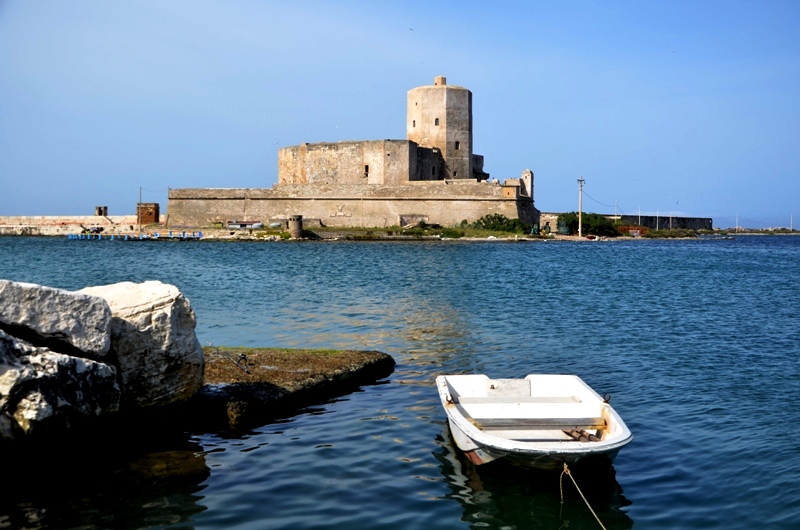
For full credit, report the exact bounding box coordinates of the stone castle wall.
[278,140,416,187]
[167,182,537,228]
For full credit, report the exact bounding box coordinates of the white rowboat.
[436,374,633,470]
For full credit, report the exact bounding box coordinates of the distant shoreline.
[1,215,797,239]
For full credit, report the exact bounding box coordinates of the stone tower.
[407,76,473,179]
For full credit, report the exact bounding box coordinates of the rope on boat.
[560,463,607,530]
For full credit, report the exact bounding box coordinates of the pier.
[67,231,202,241]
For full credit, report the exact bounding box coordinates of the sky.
[1,1,798,229]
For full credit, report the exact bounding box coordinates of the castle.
[166,77,540,229]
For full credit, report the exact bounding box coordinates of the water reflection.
[433,426,633,529]
[0,430,210,530]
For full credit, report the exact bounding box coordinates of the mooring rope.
[560,463,607,530]
[208,342,250,374]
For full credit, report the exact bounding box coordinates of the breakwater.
[0,215,148,236]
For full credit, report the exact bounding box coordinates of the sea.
[0,235,798,530]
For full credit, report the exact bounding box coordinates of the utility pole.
[578,176,585,237]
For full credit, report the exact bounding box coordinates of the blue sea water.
[0,236,799,529]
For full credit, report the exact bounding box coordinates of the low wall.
[538,212,713,233]
[0,215,163,236]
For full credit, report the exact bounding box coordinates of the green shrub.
[470,214,528,233]
[643,229,696,238]
[556,212,620,237]
[440,228,465,239]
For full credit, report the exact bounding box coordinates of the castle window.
[364,165,369,177]
[413,120,415,127]
[453,170,457,177]
[435,118,440,126]
[455,141,460,150]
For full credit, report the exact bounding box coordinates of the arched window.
[435,118,440,126]
[455,141,460,150]
[412,120,415,127]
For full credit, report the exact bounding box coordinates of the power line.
[582,190,628,216]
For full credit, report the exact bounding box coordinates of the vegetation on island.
[556,212,621,237]
[214,212,779,241]
[642,229,697,238]
[250,214,539,240]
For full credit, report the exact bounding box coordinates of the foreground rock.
[0,280,111,357]
[1,279,204,443]
[1,279,394,441]
[189,347,395,430]
[0,329,120,440]
[79,281,204,409]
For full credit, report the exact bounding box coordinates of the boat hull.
[447,418,622,470]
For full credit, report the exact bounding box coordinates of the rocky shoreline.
[191,346,395,430]
[0,279,395,446]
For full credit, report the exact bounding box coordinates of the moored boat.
[436,374,633,470]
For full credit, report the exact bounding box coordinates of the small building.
[137,203,160,225]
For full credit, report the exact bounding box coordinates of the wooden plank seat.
[455,396,581,405]
[471,417,606,431]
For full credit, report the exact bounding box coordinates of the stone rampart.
[167,182,537,228]
[278,140,415,187]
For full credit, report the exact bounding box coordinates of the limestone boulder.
[0,280,111,357]
[79,281,204,409]
[0,329,120,441]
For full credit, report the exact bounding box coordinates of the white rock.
[0,279,111,357]
[0,329,120,441]
[78,281,204,409]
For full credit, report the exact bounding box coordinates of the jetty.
[67,231,202,241]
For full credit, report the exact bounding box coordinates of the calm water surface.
[1,236,799,529]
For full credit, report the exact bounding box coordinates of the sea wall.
[167,182,538,228]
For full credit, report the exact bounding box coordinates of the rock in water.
[0,329,120,441]
[0,280,111,357]
[79,281,204,409]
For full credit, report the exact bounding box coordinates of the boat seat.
[455,396,580,405]
[472,417,606,430]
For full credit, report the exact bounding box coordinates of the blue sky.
[1,1,798,229]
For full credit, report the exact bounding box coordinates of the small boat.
[436,374,633,470]
[227,220,264,229]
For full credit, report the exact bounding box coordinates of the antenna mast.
[577,177,585,237]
